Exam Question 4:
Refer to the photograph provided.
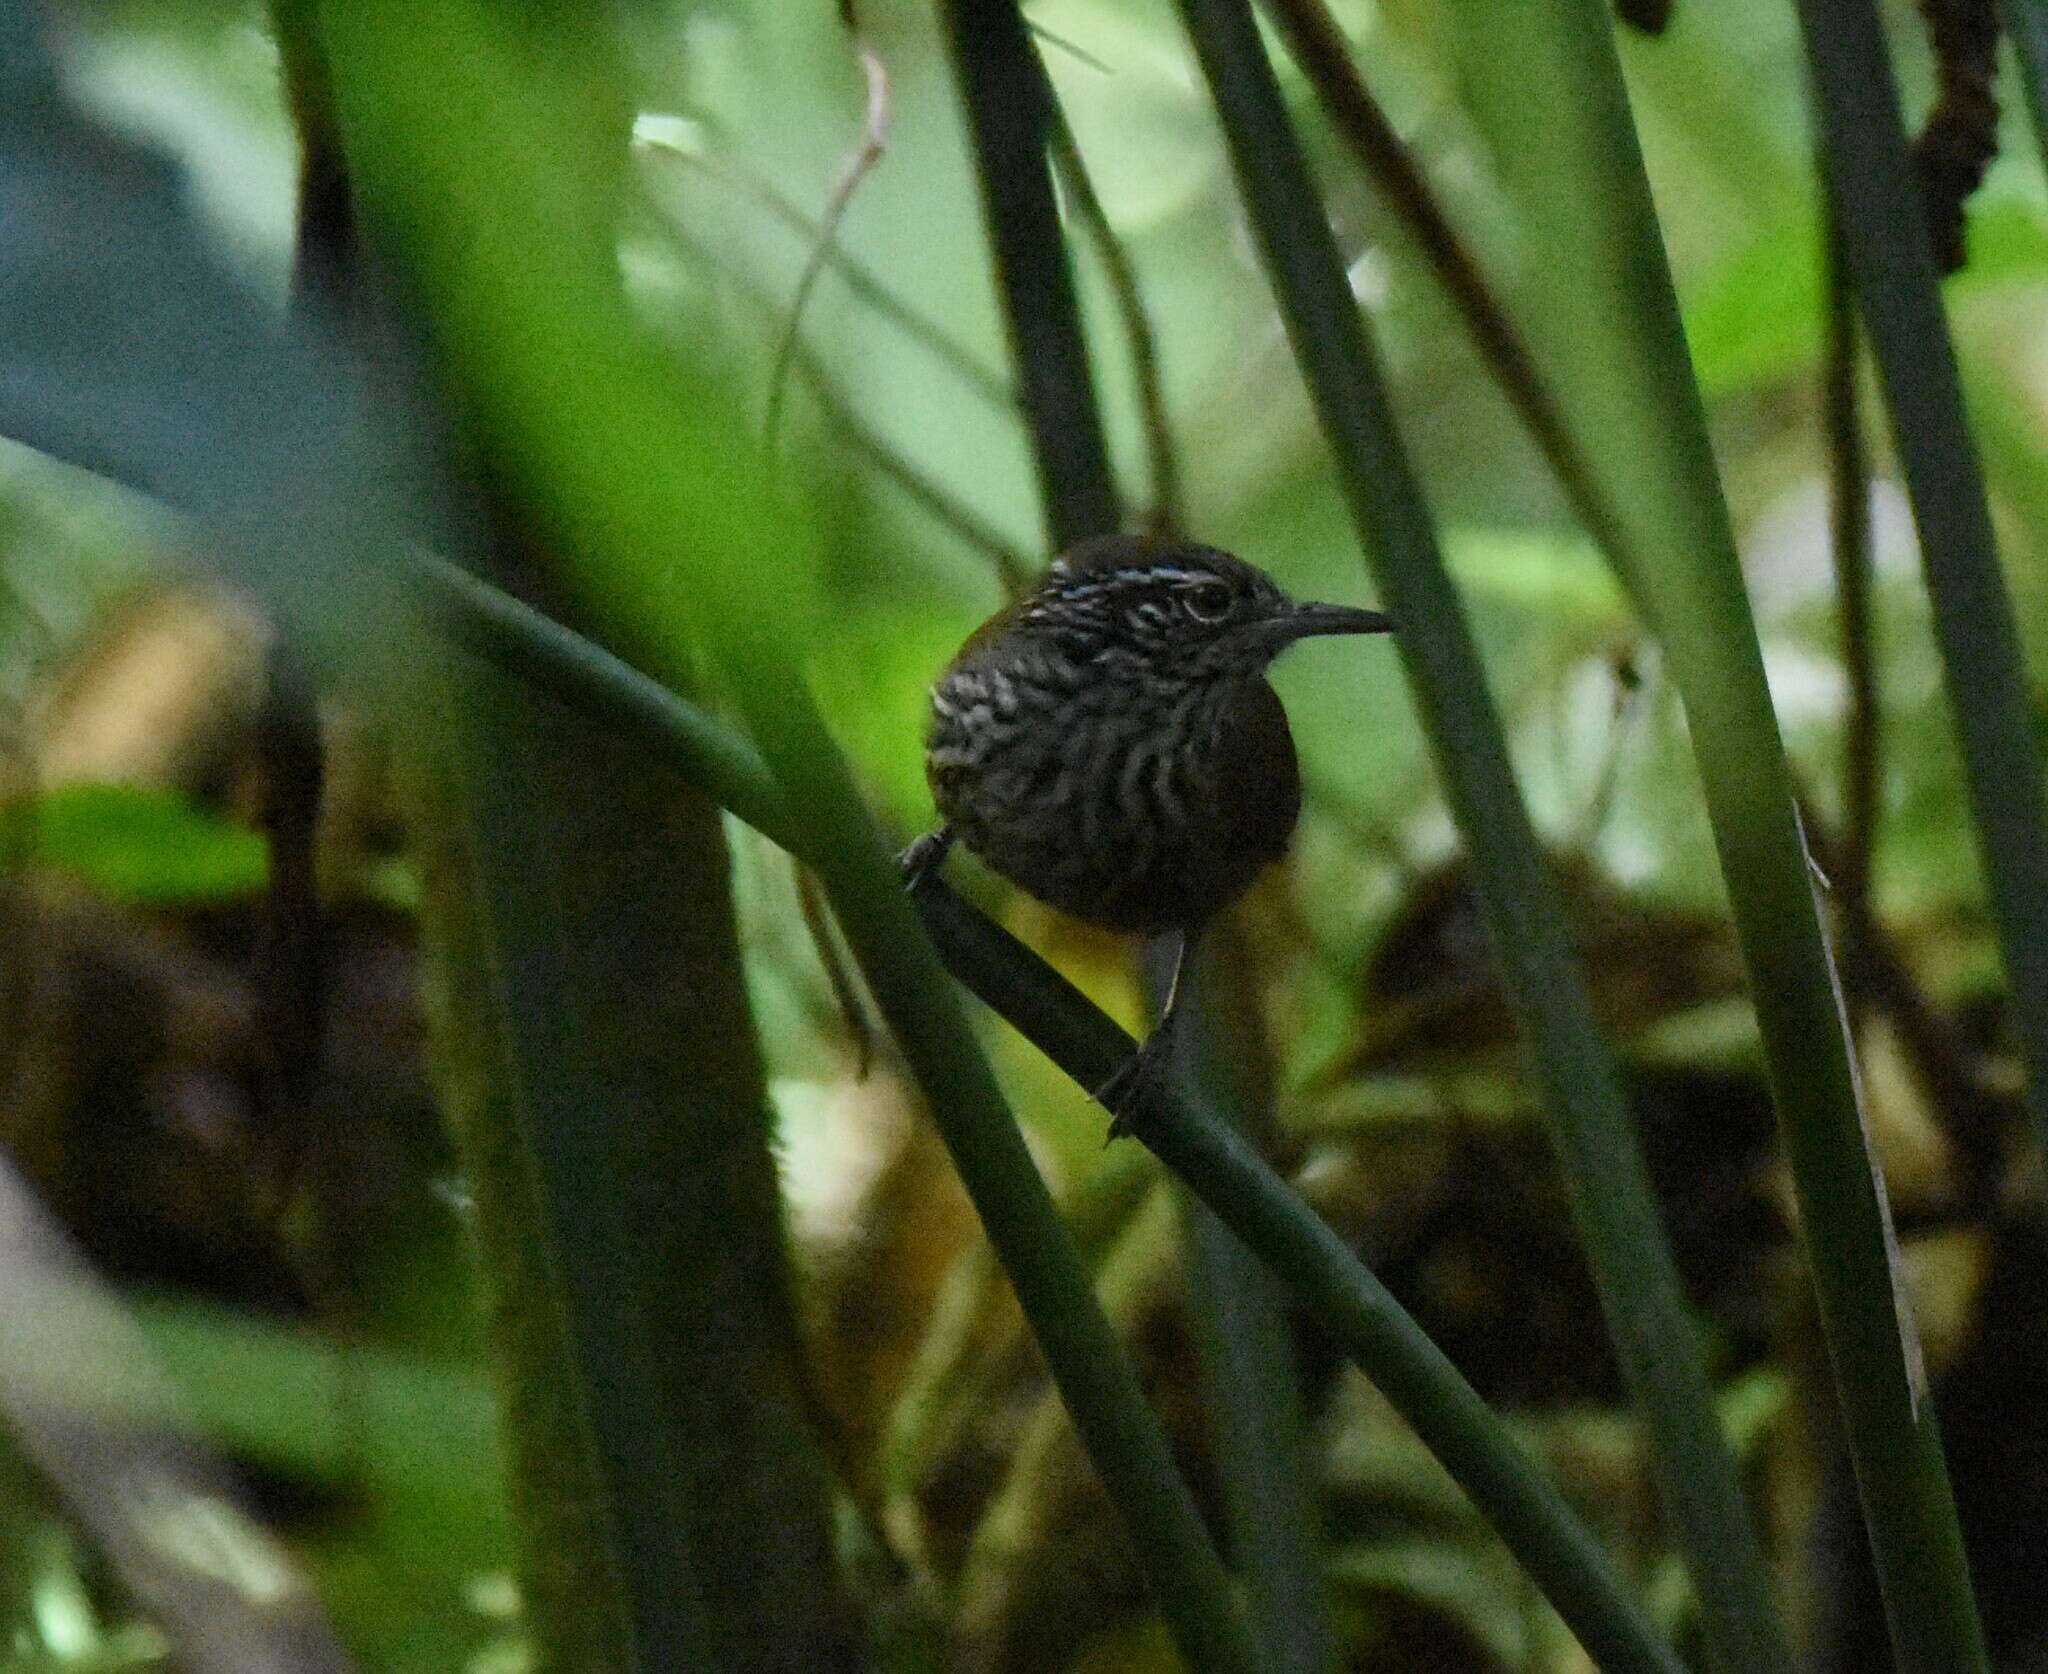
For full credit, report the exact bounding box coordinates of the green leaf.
[1684,196,2048,398]
[23,781,266,902]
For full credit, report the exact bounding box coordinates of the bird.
[904,532,1395,1129]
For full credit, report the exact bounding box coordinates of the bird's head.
[1019,534,1393,682]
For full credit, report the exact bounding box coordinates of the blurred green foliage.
[22,782,268,903]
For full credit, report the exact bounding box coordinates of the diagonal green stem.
[415,560,1684,1674]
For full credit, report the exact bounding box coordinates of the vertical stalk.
[1167,2,1797,1671]
[1823,209,1878,924]
[1795,0,2048,1180]
[937,0,1119,548]
[1178,949,1334,1674]
[1444,3,1989,1668]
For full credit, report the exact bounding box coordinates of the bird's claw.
[1094,1043,1162,1142]
[898,826,954,890]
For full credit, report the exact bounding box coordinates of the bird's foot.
[1095,1038,1169,1141]
[898,826,955,890]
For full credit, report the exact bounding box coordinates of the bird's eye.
[1182,581,1234,623]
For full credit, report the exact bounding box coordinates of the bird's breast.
[926,661,1302,934]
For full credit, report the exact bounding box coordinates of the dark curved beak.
[1262,602,1396,648]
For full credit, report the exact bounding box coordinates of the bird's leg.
[1099,927,1200,1140]
[899,824,955,889]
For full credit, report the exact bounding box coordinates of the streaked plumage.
[911,533,1394,1117]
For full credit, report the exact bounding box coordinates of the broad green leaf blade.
[319,7,1262,1669]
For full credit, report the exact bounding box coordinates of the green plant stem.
[1168,3,1791,1671]
[1043,87,1184,533]
[1181,1205,1329,1674]
[1796,0,2048,1174]
[1446,4,1986,1669]
[417,563,1682,1674]
[1823,207,1878,923]
[1176,948,1334,1674]
[937,0,1120,547]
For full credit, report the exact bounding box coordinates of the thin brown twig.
[1024,19,1115,75]
[1256,0,1645,591]
[767,30,891,454]
[1571,647,1651,854]
[251,649,329,1211]
[1819,200,2006,1210]
[665,222,1030,592]
[1913,0,2002,272]
[1043,85,1185,533]
[638,145,1015,414]
[796,860,875,1075]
